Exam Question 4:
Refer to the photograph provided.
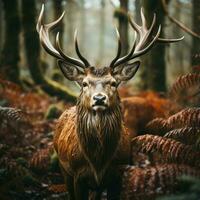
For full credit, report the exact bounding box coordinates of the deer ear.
[114,61,140,82]
[58,60,85,83]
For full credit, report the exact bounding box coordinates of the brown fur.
[54,96,131,199]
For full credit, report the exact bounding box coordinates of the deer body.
[37,4,183,199]
[54,105,131,198]
[54,68,131,199]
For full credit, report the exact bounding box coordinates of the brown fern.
[0,106,29,123]
[167,107,200,128]
[146,108,200,134]
[164,127,200,148]
[145,118,169,135]
[48,184,67,193]
[0,78,52,115]
[30,145,54,171]
[0,106,31,129]
[120,164,200,200]
[0,78,21,93]
[0,158,29,178]
[170,73,200,99]
[131,134,200,167]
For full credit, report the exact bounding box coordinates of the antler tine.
[127,14,140,34]
[39,27,62,59]
[36,4,44,33]
[74,30,90,67]
[37,4,66,33]
[129,10,156,51]
[110,7,184,70]
[157,36,184,43]
[114,26,161,67]
[113,32,137,67]
[56,32,86,69]
[140,7,147,30]
[137,13,156,51]
[109,28,122,68]
[110,10,157,69]
[37,4,88,69]
[131,25,161,59]
[37,4,63,60]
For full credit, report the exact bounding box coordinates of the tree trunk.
[0,1,3,55]
[118,0,129,56]
[21,0,76,102]
[191,0,200,68]
[0,0,20,84]
[98,0,106,63]
[141,0,166,92]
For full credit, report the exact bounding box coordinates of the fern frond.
[164,127,200,148]
[132,134,200,166]
[170,73,200,98]
[146,118,169,135]
[0,158,29,178]
[30,145,54,171]
[0,106,30,129]
[48,184,67,193]
[167,107,200,128]
[146,108,200,134]
[120,164,200,200]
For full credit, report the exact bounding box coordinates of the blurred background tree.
[140,0,167,91]
[0,0,20,84]
[0,0,199,98]
[191,0,200,67]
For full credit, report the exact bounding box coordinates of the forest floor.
[0,72,200,200]
[0,79,71,199]
[0,79,134,200]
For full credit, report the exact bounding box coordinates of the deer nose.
[93,94,106,104]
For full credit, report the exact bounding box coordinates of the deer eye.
[82,82,88,87]
[111,81,117,88]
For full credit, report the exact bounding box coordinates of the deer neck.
[76,101,122,183]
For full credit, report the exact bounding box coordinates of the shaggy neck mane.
[76,96,122,183]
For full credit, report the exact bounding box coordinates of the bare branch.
[161,0,200,39]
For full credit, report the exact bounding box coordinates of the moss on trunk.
[21,0,76,102]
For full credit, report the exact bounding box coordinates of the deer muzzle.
[92,93,108,111]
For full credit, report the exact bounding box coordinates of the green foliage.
[45,105,61,120]
[158,176,200,200]
[50,151,59,172]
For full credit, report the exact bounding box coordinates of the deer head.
[37,4,183,112]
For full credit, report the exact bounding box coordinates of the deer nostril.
[93,94,106,102]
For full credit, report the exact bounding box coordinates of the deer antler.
[36,4,90,69]
[110,8,184,69]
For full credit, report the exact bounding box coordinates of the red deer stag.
[37,4,183,200]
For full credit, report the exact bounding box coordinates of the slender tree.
[0,0,20,83]
[114,0,129,56]
[191,0,200,68]
[21,0,76,102]
[119,0,129,56]
[141,0,167,91]
[0,1,3,55]
[98,0,106,63]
